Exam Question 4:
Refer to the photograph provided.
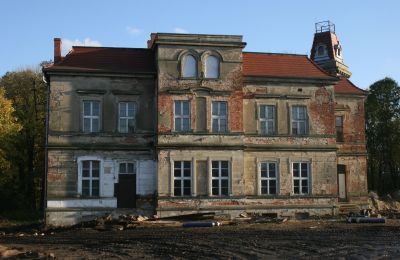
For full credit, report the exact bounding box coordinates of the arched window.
[182,55,197,78]
[205,55,219,79]
[317,45,325,56]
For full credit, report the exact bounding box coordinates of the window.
[211,161,229,196]
[174,101,191,132]
[81,160,100,197]
[260,162,278,195]
[83,101,100,133]
[205,55,219,79]
[212,101,228,133]
[119,162,135,174]
[182,55,197,78]
[174,161,191,196]
[119,102,136,133]
[317,45,325,56]
[291,106,308,135]
[336,116,343,142]
[259,105,275,134]
[292,162,310,195]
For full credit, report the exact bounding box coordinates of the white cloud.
[173,27,188,34]
[61,38,102,55]
[126,26,142,36]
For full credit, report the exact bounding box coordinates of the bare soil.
[1,219,400,259]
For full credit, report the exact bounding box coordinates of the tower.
[310,21,351,78]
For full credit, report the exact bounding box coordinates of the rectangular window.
[174,101,191,132]
[260,162,278,195]
[336,116,344,142]
[291,106,308,135]
[212,101,227,133]
[119,162,135,174]
[83,101,100,133]
[292,162,310,195]
[259,105,275,134]
[173,161,191,196]
[211,161,229,196]
[119,102,136,133]
[81,160,100,197]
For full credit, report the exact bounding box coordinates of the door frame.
[337,164,347,202]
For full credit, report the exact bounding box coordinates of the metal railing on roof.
[315,21,335,33]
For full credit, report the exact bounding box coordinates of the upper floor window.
[212,101,228,133]
[174,161,191,196]
[317,45,326,56]
[205,55,219,79]
[81,160,100,197]
[259,105,275,135]
[119,102,136,133]
[291,106,308,135]
[182,55,197,78]
[83,100,100,133]
[292,162,310,195]
[174,100,191,132]
[336,116,344,142]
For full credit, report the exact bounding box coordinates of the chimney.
[147,33,157,48]
[54,38,62,63]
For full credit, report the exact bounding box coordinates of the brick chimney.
[54,38,62,63]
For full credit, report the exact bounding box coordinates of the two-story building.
[43,22,368,226]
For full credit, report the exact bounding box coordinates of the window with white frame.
[182,55,197,78]
[212,101,228,133]
[119,162,135,174]
[174,101,191,132]
[83,101,100,133]
[173,161,191,196]
[119,102,136,133]
[291,106,308,135]
[211,161,229,196]
[81,160,100,196]
[205,55,219,79]
[259,105,275,135]
[292,162,310,195]
[260,162,278,195]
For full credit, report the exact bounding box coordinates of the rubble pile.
[368,191,400,218]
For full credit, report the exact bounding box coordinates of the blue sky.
[0,0,398,89]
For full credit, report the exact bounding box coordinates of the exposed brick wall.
[308,86,335,135]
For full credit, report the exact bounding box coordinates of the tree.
[0,69,46,212]
[365,77,400,194]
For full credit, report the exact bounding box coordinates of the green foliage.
[366,77,400,194]
[0,69,46,214]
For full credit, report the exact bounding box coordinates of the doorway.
[337,164,346,201]
[117,174,136,208]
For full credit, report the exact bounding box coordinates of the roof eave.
[243,75,338,85]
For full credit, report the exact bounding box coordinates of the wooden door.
[117,174,136,208]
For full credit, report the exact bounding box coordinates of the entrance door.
[337,165,346,201]
[117,174,136,208]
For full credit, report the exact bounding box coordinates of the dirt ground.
[1,219,400,259]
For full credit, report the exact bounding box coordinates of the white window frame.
[83,100,101,133]
[212,101,228,133]
[291,105,308,135]
[204,55,219,79]
[182,54,197,78]
[173,161,192,197]
[292,162,310,195]
[118,102,136,133]
[260,162,278,195]
[211,160,230,196]
[174,100,191,132]
[259,105,275,135]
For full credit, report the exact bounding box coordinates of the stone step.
[338,203,360,215]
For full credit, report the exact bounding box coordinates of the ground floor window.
[292,162,310,195]
[81,160,100,196]
[211,160,229,196]
[260,162,278,195]
[119,162,135,174]
[174,161,191,196]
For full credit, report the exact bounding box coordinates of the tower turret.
[310,21,351,78]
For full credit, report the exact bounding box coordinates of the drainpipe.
[42,74,50,225]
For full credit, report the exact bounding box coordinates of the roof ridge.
[340,77,368,93]
[71,46,151,51]
[243,51,307,57]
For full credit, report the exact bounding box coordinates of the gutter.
[42,73,50,225]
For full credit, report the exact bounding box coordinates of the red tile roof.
[335,77,367,95]
[44,47,155,74]
[242,52,334,79]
